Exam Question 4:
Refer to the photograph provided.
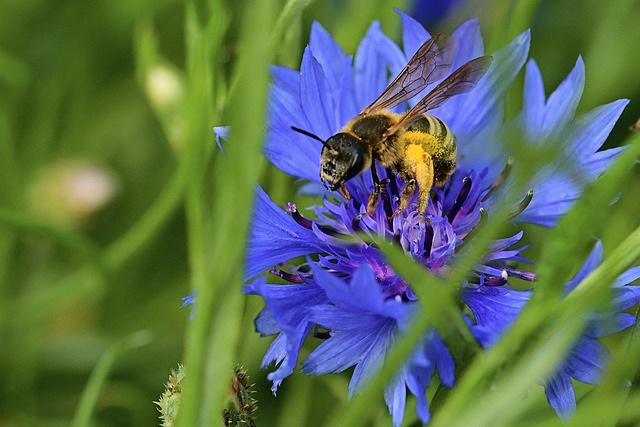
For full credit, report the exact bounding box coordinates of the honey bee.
[293,34,492,220]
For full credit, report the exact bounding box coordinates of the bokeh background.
[1,0,639,426]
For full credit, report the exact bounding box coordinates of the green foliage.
[1,0,640,426]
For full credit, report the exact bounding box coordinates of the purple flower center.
[270,163,535,302]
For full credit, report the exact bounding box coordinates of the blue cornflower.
[465,241,640,418]
[239,10,638,426]
[514,58,629,226]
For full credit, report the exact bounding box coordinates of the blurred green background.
[1,0,639,426]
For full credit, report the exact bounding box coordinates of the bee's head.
[290,126,370,192]
[319,133,370,191]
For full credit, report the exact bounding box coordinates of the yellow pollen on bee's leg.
[403,143,434,219]
[404,143,425,166]
[403,132,440,154]
[415,156,434,218]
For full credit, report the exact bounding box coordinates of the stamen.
[351,215,362,232]
[423,217,434,257]
[312,325,332,339]
[270,267,305,283]
[287,203,312,229]
[504,267,537,282]
[485,156,514,198]
[288,203,343,236]
[485,270,508,286]
[510,189,534,218]
[379,178,394,226]
[447,177,472,222]
[469,207,488,236]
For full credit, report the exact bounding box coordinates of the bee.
[293,34,492,220]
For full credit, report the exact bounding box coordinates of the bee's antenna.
[291,126,327,146]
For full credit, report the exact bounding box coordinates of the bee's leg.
[366,165,382,215]
[414,154,434,220]
[391,176,416,219]
[338,184,351,200]
[391,144,434,220]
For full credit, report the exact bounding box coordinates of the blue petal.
[516,99,627,227]
[250,278,328,389]
[564,337,608,384]
[301,267,410,399]
[544,372,576,420]
[515,173,579,227]
[463,285,531,325]
[265,84,322,182]
[426,329,455,387]
[308,304,384,332]
[612,284,640,311]
[564,240,603,293]
[313,264,384,313]
[432,20,485,124]
[260,332,286,369]
[213,126,229,153]
[397,8,431,59]
[181,293,195,307]
[523,57,585,142]
[522,60,545,135]
[614,266,640,287]
[469,323,495,348]
[570,99,629,158]
[310,21,347,100]
[541,57,584,136]
[450,19,484,69]
[581,146,625,177]
[462,285,531,346]
[266,329,310,391]
[300,45,335,139]
[249,281,328,333]
[270,65,299,98]
[348,319,397,396]
[301,310,396,379]
[405,368,430,424]
[336,55,359,126]
[245,186,328,278]
[585,312,636,338]
[371,25,408,80]
[253,306,280,336]
[384,372,408,427]
[181,293,196,320]
[581,286,640,337]
[354,22,390,109]
[312,266,412,324]
[449,30,530,154]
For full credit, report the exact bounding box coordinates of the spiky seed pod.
[224,365,258,427]
[155,364,185,427]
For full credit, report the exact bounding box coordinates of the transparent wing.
[387,56,493,134]
[361,33,456,114]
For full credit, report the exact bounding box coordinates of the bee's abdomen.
[407,115,457,186]
[407,116,454,151]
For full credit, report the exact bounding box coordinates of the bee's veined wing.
[361,33,456,114]
[386,55,493,134]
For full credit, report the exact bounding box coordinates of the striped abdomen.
[406,114,457,185]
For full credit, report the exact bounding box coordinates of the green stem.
[72,332,152,427]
